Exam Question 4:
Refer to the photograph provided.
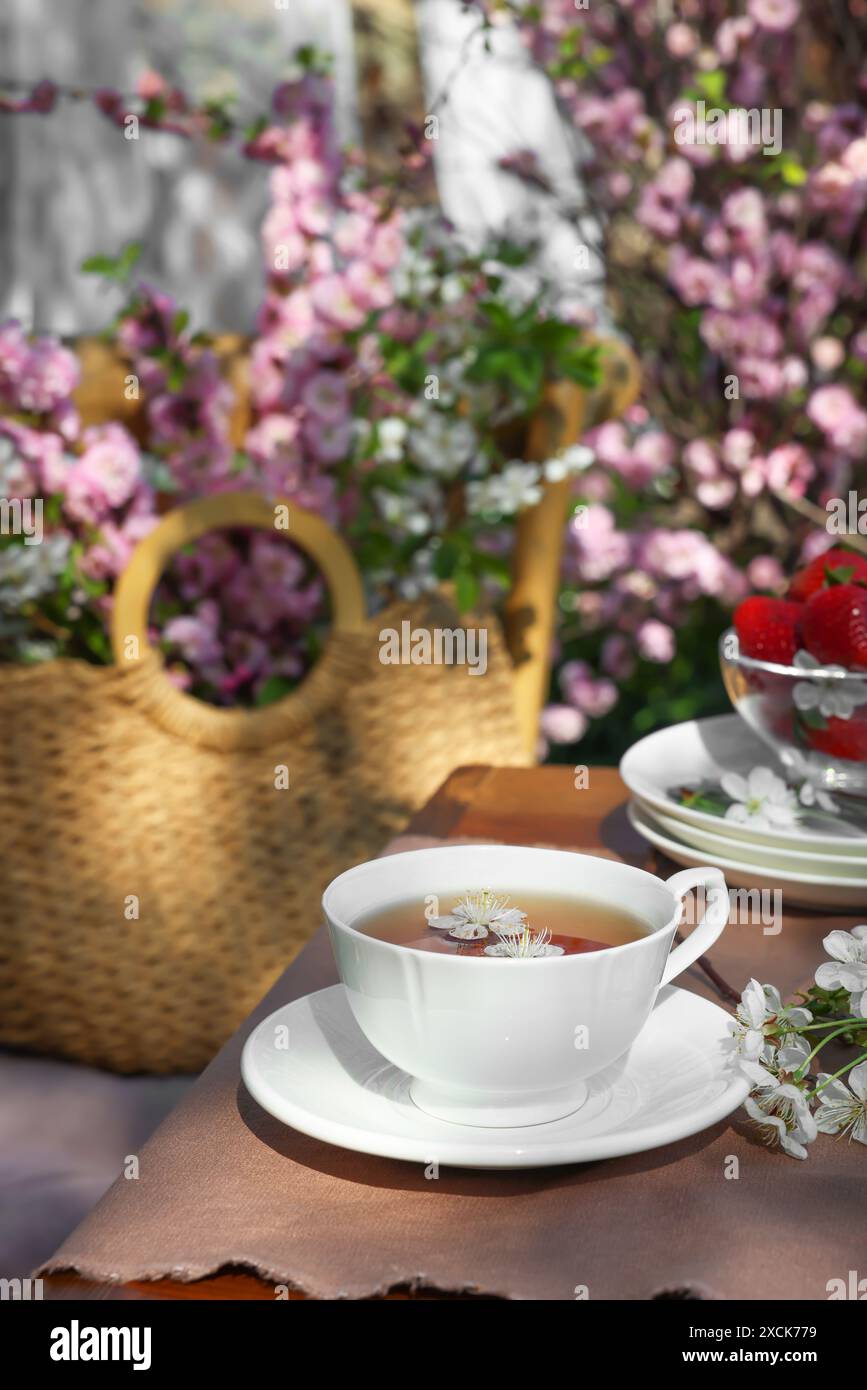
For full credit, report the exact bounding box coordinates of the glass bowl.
[719,629,867,796]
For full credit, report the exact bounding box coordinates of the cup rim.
[322,843,680,968]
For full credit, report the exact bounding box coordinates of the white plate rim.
[628,800,867,893]
[240,984,750,1170]
[638,796,867,874]
[620,714,867,854]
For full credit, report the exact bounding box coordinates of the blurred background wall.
[0,0,602,336]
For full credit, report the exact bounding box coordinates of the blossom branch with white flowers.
[728,925,867,1158]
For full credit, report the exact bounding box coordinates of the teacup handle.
[660,868,729,987]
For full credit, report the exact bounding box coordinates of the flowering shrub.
[2,4,866,749]
[0,61,597,705]
[494,0,867,759]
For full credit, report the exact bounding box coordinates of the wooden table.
[42,764,857,1301]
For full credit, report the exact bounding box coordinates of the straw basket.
[0,492,529,1072]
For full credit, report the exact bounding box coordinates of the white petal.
[740,1059,777,1086]
[750,767,785,799]
[822,929,863,963]
[780,1132,810,1160]
[448,922,489,940]
[815,962,844,990]
[793,682,819,711]
[847,1060,867,1103]
[787,1007,813,1028]
[721,772,750,802]
[762,984,783,1012]
[742,978,768,1028]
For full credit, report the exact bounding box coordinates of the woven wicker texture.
[0,594,527,1072]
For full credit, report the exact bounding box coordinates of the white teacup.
[324,845,728,1127]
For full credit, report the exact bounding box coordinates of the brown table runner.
[38,773,866,1300]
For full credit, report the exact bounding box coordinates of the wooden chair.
[73,335,639,757]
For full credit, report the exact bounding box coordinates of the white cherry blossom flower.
[466,462,543,516]
[798,781,837,812]
[543,444,594,483]
[727,979,812,1061]
[721,766,799,829]
[484,926,564,958]
[815,925,867,1016]
[792,649,867,720]
[744,1097,816,1160]
[814,1061,867,1145]
[428,890,526,942]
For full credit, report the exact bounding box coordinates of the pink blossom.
[302,413,353,464]
[637,160,693,239]
[16,337,81,413]
[807,386,867,456]
[0,320,29,399]
[77,423,141,508]
[842,136,867,179]
[0,421,66,496]
[310,275,367,330]
[117,284,179,356]
[261,205,307,277]
[747,0,800,32]
[763,443,814,495]
[738,358,785,400]
[344,260,393,313]
[570,505,631,582]
[781,356,809,392]
[164,601,223,666]
[369,219,405,273]
[665,23,698,58]
[248,532,306,594]
[601,634,636,681]
[715,17,755,63]
[747,555,787,592]
[174,532,241,600]
[721,188,767,251]
[300,369,350,422]
[696,475,738,509]
[636,619,675,664]
[559,660,618,717]
[539,704,587,745]
[810,337,845,372]
[668,249,721,306]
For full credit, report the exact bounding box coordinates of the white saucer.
[628,800,867,910]
[240,984,748,1170]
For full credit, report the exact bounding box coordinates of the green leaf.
[255,676,295,708]
[80,242,142,283]
[433,540,461,580]
[696,70,726,105]
[825,564,855,586]
[454,566,480,613]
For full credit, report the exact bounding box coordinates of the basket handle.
[107,492,368,748]
[111,491,366,666]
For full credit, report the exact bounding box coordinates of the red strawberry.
[733,596,802,665]
[788,548,867,602]
[801,584,867,670]
[804,713,867,763]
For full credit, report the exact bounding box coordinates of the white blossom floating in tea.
[484,926,564,959]
[358,892,649,957]
[427,889,527,942]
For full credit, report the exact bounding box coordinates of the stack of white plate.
[620,715,867,910]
